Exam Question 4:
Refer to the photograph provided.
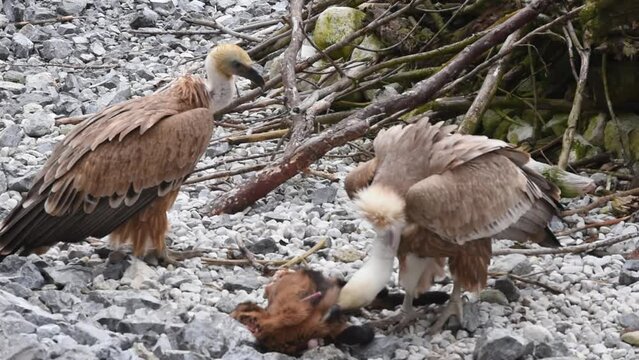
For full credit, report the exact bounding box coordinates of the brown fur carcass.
[231,268,374,355]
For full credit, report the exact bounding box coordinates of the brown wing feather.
[344,158,377,199]
[405,152,540,244]
[0,79,213,256]
[372,119,512,195]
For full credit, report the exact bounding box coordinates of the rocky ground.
[1,0,639,359]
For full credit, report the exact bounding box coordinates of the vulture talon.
[428,283,464,334]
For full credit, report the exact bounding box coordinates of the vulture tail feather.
[0,187,161,257]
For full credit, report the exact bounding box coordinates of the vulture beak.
[234,63,265,88]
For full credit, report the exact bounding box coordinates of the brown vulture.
[0,44,264,264]
[336,119,561,332]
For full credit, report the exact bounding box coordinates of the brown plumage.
[231,268,374,355]
[0,44,264,262]
[338,119,561,331]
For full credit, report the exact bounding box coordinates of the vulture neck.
[205,60,235,110]
[338,237,396,309]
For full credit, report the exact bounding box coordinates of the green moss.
[350,34,385,61]
[542,114,568,137]
[493,121,511,141]
[571,135,601,163]
[583,113,607,146]
[313,7,366,60]
[480,109,502,136]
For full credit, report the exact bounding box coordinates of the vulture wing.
[0,80,213,255]
[369,118,559,246]
[344,158,377,199]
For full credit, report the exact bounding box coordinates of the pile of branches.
[72,0,639,214]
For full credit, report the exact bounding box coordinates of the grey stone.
[38,290,81,313]
[311,186,338,205]
[0,43,10,60]
[37,323,62,338]
[10,262,46,290]
[90,42,106,56]
[120,258,158,289]
[216,0,235,10]
[2,282,34,298]
[44,265,93,287]
[0,170,6,193]
[151,0,176,14]
[0,334,47,360]
[0,254,27,272]
[57,23,78,35]
[0,80,25,93]
[9,172,36,192]
[473,328,529,360]
[4,1,26,22]
[4,70,26,84]
[118,314,166,334]
[57,0,87,15]
[94,305,126,331]
[352,335,403,360]
[0,310,37,334]
[88,290,162,312]
[490,254,532,274]
[22,110,55,137]
[445,300,481,333]
[24,6,55,21]
[480,289,509,306]
[0,289,62,325]
[247,237,278,255]
[619,313,639,330]
[222,345,294,359]
[522,324,552,343]
[0,123,24,147]
[71,321,116,346]
[223,274,263,292]
[178,312,253,358]
[130,8,159,29]
[97,85,131,109]
[41,38,74,60]
[620,259,639,285]
[493,277,520,302]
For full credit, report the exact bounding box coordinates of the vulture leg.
[428,280,464,334]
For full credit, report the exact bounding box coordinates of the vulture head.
[337,184,407,310]
[205,44,265,89]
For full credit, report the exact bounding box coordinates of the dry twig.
[557,22,591,169]
[493,232,638,256]
[561,187,639,216]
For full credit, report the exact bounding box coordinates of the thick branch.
[458,30,522,135]
[281,0,308,156]
[210,0,553,215]
[493,233,638,256]
[557,25,591,169]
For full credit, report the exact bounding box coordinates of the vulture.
[231,268,374,355]
[337,119,561,332]
[0,44,264,264]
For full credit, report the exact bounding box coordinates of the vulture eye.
[231,60,243,68]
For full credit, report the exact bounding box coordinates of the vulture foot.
[428,285,464,334]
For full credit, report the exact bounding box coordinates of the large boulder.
[313,7,366,60]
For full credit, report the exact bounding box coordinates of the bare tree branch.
[210,0,554,215]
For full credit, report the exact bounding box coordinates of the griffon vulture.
[0,44,264,264]
[231,268,374,355]
[337,119,561,332]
